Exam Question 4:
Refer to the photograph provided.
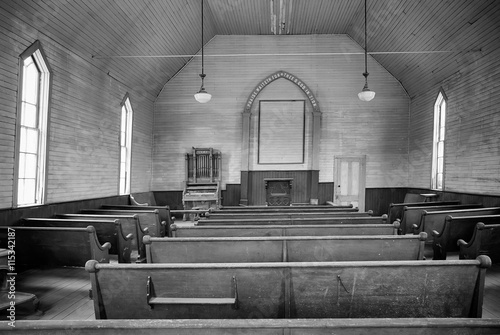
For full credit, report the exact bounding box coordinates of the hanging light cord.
[363,0,368,79]
[200,0,205,79]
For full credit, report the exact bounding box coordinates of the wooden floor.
[3,253,500,321]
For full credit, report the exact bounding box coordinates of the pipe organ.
[182,147,221,219]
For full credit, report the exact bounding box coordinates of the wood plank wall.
[408,46,500,195]
[0,2,155,210]
[153,35,410,192]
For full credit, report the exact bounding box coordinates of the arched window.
[119,95,133,195]
[14,41,51,207]
[431,89,447,190]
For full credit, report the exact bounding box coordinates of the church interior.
[1,0,500,333]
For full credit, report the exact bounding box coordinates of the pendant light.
[358,0,375,102]
[194,0,212,103]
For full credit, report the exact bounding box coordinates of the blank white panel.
[258,100,305,164]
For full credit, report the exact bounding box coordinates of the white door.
[334,155,366,211]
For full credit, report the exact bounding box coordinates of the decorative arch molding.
[240,70,321,205]
[243,70,321,114]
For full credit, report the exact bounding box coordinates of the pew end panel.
[432,214,500,260]
[458,223,500,263]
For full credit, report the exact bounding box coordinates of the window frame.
[119,94,134,195]
[431,88,447,191]
[13,41,52,208]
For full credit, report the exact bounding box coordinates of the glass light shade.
[194,90,212,103]
[358,87,376,101]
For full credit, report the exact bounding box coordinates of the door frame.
[333,155,366,211]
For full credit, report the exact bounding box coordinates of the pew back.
[196,215,385,226]
[204,211,372,220]
[86,256,490,319]
[81,209,166,237]
[171,222,399,237]
[399,204,483,235]
[0,226,110,267]
[387,200,460,226]
[414,207,500,242]
[101,205,172,228]
[20,218,132,263]
[145,233,427,263]
[55,213,147,256]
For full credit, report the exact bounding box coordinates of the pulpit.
[265,178,293,206]
[182,147,221,219]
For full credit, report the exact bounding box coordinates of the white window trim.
[14,41,51,207]
[431,89,447,191]
[119,95,133,195]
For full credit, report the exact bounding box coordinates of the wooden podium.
[182,147,221,219]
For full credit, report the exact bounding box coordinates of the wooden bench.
[211,206,359,214]
[412,207,500,243]
[218,204,354,210]
[171,221,400,237]
[0,226,110,267]
[101,204,173,229]
[458,222,500,263]
[86,256,490,319]
[433,214,500,260]
[55,213,148,262]
[204,211,374,220]
[387,200,460,227]
[398,204,483,235]
[144,233,427,263]
[196,215,385,226]
[7,318,500,334]
[81,209,166,237]
[20,218,133,263]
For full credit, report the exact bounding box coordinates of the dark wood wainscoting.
[243,170,319,206]
[365,188,409,216]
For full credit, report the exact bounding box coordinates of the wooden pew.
[0,226,110,267]
[412,207,500,243]
[398,204,483,235]
[101,204,173,229]
[81,209,166,237]
[86,256,490,319]
[387,200,460,227]
[6,318,500,334]
[196,215,386,226]
[20,218,132,263]
[144,233,427,263]
[55,213,148,262]
[432,214,500,260]
[217,204,354,212]
[458,222,500,263]
[171,221,400,237]
[204,211,374,220]
[210,206,359,214]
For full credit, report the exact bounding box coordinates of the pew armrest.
[146,276,238,309]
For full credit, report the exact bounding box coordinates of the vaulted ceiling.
[7,0,499,99]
